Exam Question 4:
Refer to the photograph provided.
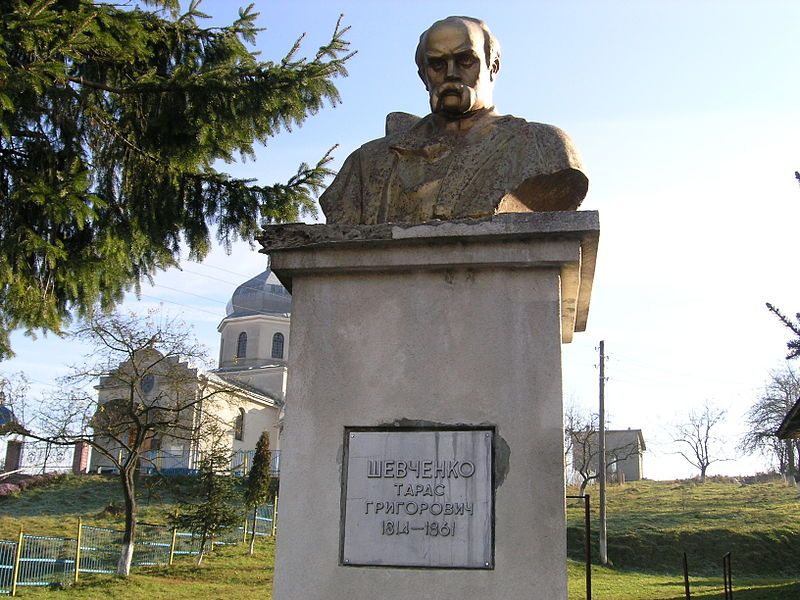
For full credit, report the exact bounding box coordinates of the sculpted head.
[415,16,501,117]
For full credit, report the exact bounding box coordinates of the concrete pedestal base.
[262,212,599,600]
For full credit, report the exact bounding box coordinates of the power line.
[608,354,756,388]
[138,294,223,318]
[179,267,253,289]
[171,267,287,298]
[152,284,228,307]
[191,261,264,281]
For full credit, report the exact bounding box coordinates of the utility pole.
[598,340,608,565]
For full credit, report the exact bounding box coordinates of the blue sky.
[5,1,800,479]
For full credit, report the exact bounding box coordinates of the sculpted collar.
[429,106,498,133]
[389,108,501,158]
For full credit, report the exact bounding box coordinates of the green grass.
[0,474,196,540]
[566,479,800,577]
[13,542,274,599]
[1,475,798,598]
[567,560,800,599]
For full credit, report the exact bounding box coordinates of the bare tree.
[564,404,580,474]
[565,406,642,495]
[740,365,800,481]
[672,402,728,483]
[0,372,30,475]
[4,311,236,576]
[0,371,30,429]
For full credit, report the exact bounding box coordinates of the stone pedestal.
[262,212,599,600]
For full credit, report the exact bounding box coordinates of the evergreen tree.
[244,429,271,553]
[0,1,353,359]
[767,303,800,359]
[174,424,242,565]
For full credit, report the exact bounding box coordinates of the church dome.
[0,405,17,429]
[225,269,291,318]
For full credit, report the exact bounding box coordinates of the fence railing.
[0,541,14,595]
[0,500,276,596]
[230,450,281,477]
[138,449,281,478]
[78,525,121,575]
[14,535,75,590]
[246,503,276,538]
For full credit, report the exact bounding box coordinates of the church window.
[234,408,245,441]
[236,332,247,358]
[140,374,155,394]
[272,332,285,359]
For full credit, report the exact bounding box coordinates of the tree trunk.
[699,465,707,484]
[42,442,50,474]
[197,532,208,565]
[249,506,258,555]
[117,466,137,576]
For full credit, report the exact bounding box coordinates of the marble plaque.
[341,429,494,568]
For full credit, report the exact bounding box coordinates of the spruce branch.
[767,302,800,359]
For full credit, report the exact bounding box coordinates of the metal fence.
[0,500,276,596]
[172,531,201,557]
[0,541,17,595]
[246,503,275,538]
[230,450,281,477]
[15,535,75,589]
[139,449,282,478]
[78,525,122,574]
[131,524,173,567]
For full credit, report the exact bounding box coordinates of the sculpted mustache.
[436,83,466,95]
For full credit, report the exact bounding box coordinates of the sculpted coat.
[320,109,588,225]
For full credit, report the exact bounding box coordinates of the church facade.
[89,269,290,476]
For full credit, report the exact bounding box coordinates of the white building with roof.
[89,268,289,476]
[210,268,291,469]
[214,268,291,401]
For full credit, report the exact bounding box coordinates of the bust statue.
[320,16,588,225]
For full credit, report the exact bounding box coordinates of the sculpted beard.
[431,82,476,115]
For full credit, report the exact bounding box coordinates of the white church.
[211,268,292,469]
[88,268,291,476]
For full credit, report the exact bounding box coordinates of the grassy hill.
[0,474,196,540]
[566,477,800,577]
[1,474,798,599]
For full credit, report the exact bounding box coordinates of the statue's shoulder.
[494,116,582,169]
[385,112,422,136]
[496,116,573,144]
[353,112,430,157]
[347,112,418,155]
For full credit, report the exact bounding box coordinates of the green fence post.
[10,528,23,597]
[168,527,178,566]
[74,518,83,584]
[271,495,278,537]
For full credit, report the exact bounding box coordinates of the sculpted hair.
[415,16,501,79]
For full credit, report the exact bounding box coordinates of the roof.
[204,372,282,407]
[604,429,646,451]
[224,269,291,319]
[777,397,800,439]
